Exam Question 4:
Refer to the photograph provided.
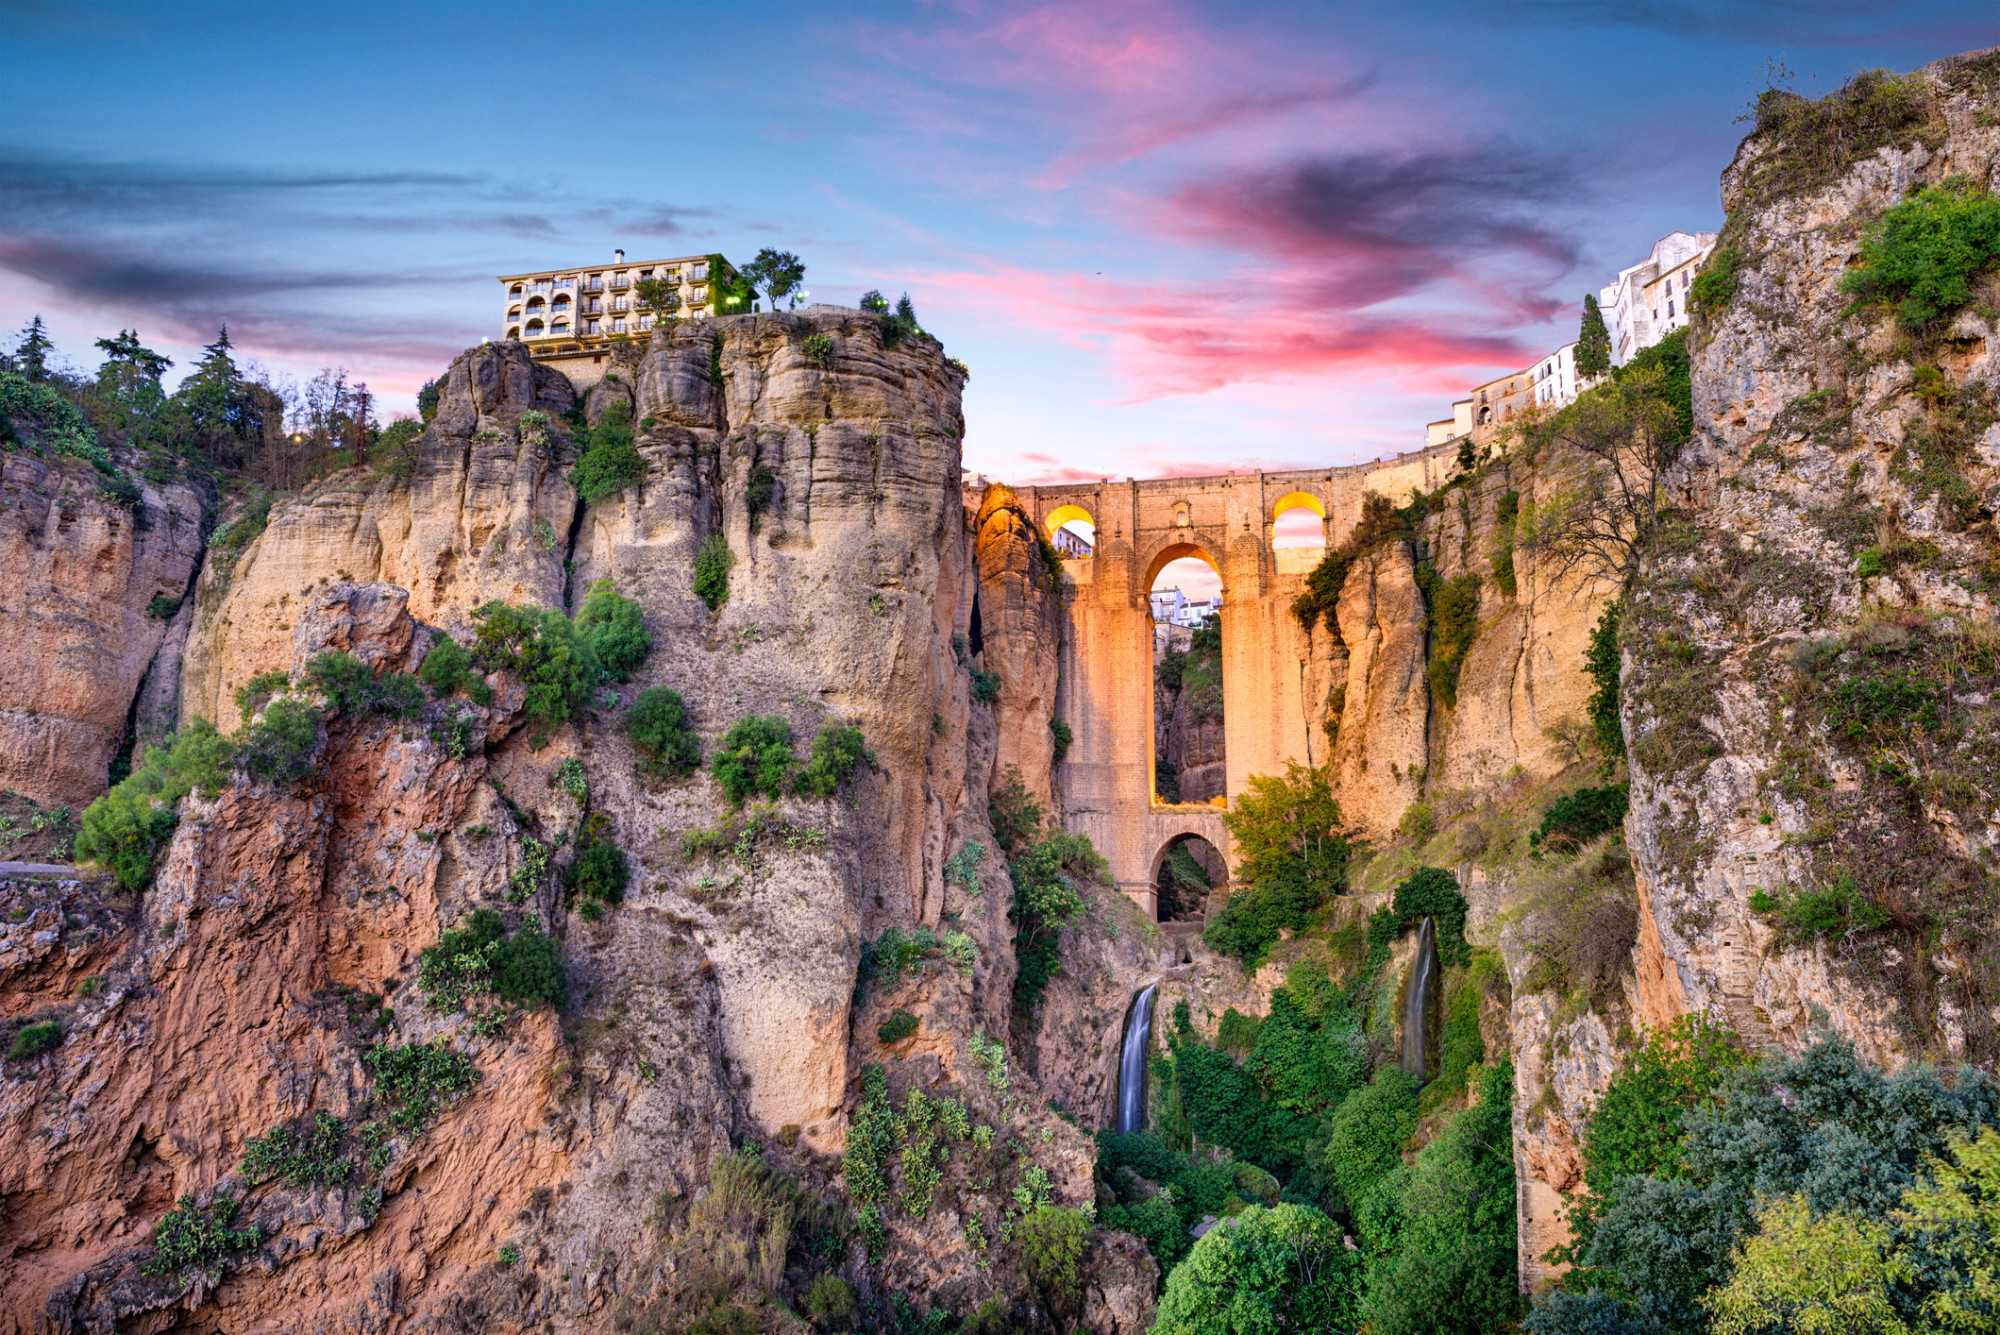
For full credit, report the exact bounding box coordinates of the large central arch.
[1018,447,1458,916]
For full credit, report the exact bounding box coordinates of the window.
[1667,300,1675,318]
[639,314,653,330]
[584,319,600,334]
[613,318,626,333]
[692,263,708,280]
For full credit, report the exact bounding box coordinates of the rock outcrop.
[0,454,206,805]
[1627,50,2000,1066]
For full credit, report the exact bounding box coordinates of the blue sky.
[3,0,1994,482]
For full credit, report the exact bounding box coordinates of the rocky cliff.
[0,315,1160,1333]
[1628,51,2000,1067]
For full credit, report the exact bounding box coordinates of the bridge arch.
[1152,831,1225,922]
[1045,503,1097,560]
[1142,539,1225,600]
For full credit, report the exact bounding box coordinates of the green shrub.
[75,718,235,889]
[240,1111,353,1187]
[1009,830,1101,1015]
[693,532,733,610]
[469,600,600,744]
[208,492,273,581]
[745,463,777,530]
[8,1019,61,1060]
[572,579,650,682]
[305,651,424,719]
[236,696,321,785]
[1204,763,1349,968]
[713,714,794,804]
[1531,784,1629,854]
[1245,986,1367,1117]
[418,635,493,706]
[860,926,940,988]
[1585,600,1623,765]
[1432,953,1504,1105]
[1049,717,1072,763]
[795,722,871,798]
[235,669,291,722]
[490,923,566,1007]
[572,401,643,503]
[567,831,629,918]
[369,417,422,481]
[417,909,506,1011]
[625,686,700,779]
[876,1009,919,1044]
[1579,1014,1746,1205]
[801,332,834,368]
[1749,874,1890,943]
[1842,179,2000,332]
[969,667,1001,703]
[804,1273,855,1327]
[146,592,182,621]
[1015,1204,1091,1312]
[364,1040,480,1132]
[1417,563,1481,708]
[1491,490,1520,598]
[944,839,985,890]
[140,1193,260,1283]
[987,766,1045,852]
[1690,245,1742,312]
[1154,1203,1362,1335]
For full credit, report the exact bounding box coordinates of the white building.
[1531,341,1581,409]
[1599,230,1716,367]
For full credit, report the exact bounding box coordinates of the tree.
[416,376,442,423]
[1514,363,1685,590]
[175,326,263,464]
[633,277,681,327]
[1153,1203,1363,1335]
[1704,1196,1904,1335]
[91,329,172,434]
[742,248,806,311]
[1577,294,1611,378]
[15,315,54,381]
[859,289,889,314]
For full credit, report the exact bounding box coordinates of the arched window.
[1148,543,1225,808]
[1270,491,1327,554]
[506,326,520,340]
[1044,503,1097,558]
[509,283,524,296]
[524,318,544,336]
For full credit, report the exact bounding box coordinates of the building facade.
[497,249,740,385]
[1531,341,1580,408]
[1599,230,1716,366]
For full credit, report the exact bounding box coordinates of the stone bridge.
[1017,440,1460,918]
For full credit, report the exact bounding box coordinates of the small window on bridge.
[1271,491,1327,552]
[1045,504,1096,559]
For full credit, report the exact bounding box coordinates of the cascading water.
[1114,984,1159,1133]
[1401,916,1438,1080]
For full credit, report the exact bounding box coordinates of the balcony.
[584,281,604,293]
[609,278,630,291]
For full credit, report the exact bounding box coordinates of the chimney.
[614,248,625,263]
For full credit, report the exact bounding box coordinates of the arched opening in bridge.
[1271,491,1328,575]
[1153,833,1224,922]
[1148,544,1224,807]
[1045,503,1097,560]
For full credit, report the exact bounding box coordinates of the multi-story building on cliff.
[1598,229,1716,366]
[498,248,741,386]
[1531,341,1581,407]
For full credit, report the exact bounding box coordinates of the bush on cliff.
[1842,178,2000,333]
[75,718,234,889]
[693,532,733,611]
[713,715,795,804]
[572,400,643,504]
[625,686,701,779]
[417,635,493,706]
[794,721,871,798]
[470,600,601,745]
[1204,763,1349,968]
[304,651,425,719]
[235,696,321,786]
[572,579,650,682]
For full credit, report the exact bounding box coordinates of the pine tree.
[1577,294,1611,377]
[92,329,173,432]
[15,315,54,382]
[175,326,261,456]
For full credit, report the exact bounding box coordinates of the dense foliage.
[75,719,234,889]
[572,579,650,682]
[417,635,493,706]
[1204,763,1349,966]
[1585,600,1625,765]
[1842,178,2000,333]
[795,722,873,798]
[693,532,734,611]
[235,696,321,786]
[1531,784,1630,854]
[572,400,643,503]
[713,715,795,804]
[625,686,701,779]
[1153,1203,1362,1335]
[470,600,602,744]
[1535,1036,2000,1333]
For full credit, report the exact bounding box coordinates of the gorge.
[2,43,2000,1335]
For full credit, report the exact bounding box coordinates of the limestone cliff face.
[180,341,578,730]
[0,453,207,805]
[1326,543,1431,832]
[1627,50,2000,1066]
[0,314,1153,1332]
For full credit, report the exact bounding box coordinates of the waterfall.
[1401,916,1438,1080]
[1114,984,1159,1133]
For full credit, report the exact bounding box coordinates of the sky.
[3,0,1995,489]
